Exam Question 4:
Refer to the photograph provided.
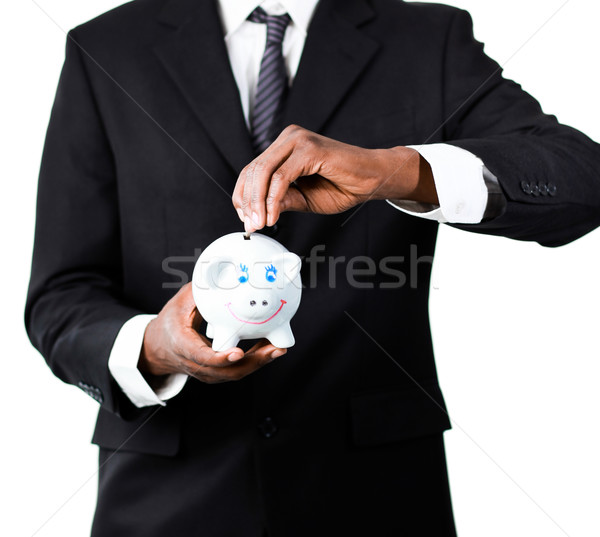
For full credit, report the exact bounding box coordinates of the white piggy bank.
[192,232,302,351]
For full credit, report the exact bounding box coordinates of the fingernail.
[244,216,252,233]
[270,349,287,359]
[228,351,243,362]
[251,212,260,227]
[236,208,244,222]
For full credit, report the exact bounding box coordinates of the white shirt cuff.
[108,314,189,408]
[387,143,488,224]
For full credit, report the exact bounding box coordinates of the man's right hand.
[138,283,287,384]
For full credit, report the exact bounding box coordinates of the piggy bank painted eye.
[238,263,249,283]
[265,264,277,282]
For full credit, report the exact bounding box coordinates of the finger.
[245,338,288,359]
[288,175,329,213]
[181,341,287,383]
[175,282,199,314]
[232,165,248,223]
[212,344,287,381]
[266,185,309,226]
[241,161,260,232]
[172,283,206,333]
[241,160,270,232]
[248,162,271,231]
[175,281,195,305]
[236,125,307,231]
[242,160,272,233]
[240,141,297,232]
[176,327,244,367]
[263,128,326,224]
[179,358,231,384]
[265,169,294,226]
[249,143,300,230]
[266,157,318,225]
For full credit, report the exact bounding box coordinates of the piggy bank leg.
[266,323,295,348]
[211,328,241,352]
[206,323,214,339]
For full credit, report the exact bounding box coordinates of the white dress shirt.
[109,0,496,407]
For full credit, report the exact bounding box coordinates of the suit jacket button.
[547,183,557,196]
[258,417,278,438]
[539,183,548,195]
[531,183,540,196]
[521,181,532,194]
[78,381,103,403]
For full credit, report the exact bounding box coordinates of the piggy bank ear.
[272,252,301,283]
[203,256,237,290]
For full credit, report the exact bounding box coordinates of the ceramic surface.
[192,232,302,351]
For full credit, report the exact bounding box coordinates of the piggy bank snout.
[248,298,271,307]
[237,288,277,306]
[231,288,280,317]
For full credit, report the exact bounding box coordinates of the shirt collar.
[217,0,320,38]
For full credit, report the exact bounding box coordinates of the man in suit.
[26,0,600,535]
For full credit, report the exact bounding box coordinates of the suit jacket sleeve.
[441,9,600,247]
[25,32,144,417]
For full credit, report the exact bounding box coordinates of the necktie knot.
[248,7,291,44]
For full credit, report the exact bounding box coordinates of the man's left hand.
[232,125,438,233]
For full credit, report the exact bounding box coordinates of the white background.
[1,0,599,536]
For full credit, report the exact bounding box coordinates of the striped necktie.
[247,7,292,154]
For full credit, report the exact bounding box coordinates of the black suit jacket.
[25,0,600,535]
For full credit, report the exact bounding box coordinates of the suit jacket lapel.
[282,0,379,133]
[152,0,379,172]
[153,0,254,174]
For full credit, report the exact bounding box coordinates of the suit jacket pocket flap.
[350,381,451,447]
[92,405,180,457]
